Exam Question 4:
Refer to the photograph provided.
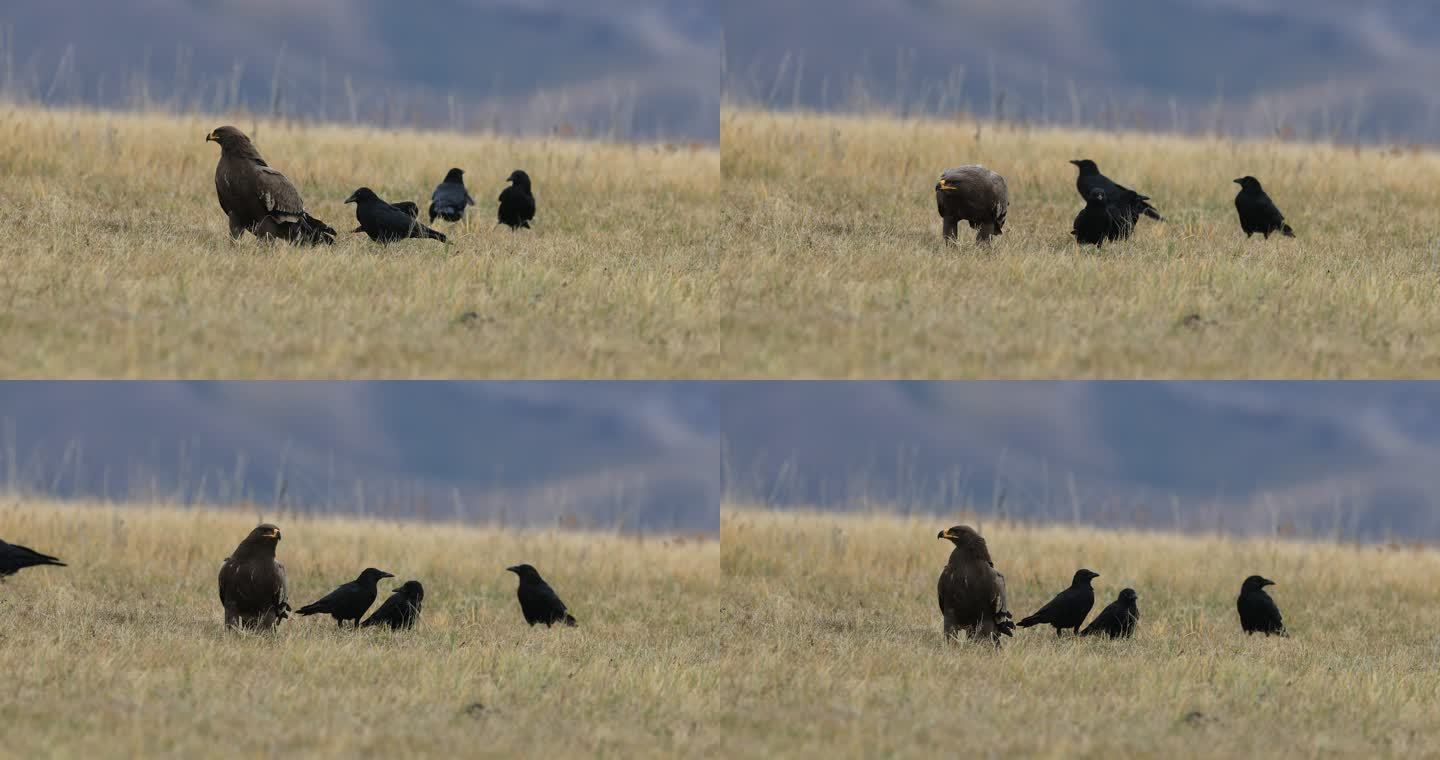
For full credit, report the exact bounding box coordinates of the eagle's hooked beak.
[205,130,218,143]
[265,527,281,540]
[936,529,953,540]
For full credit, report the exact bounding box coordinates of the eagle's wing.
[254,166,307,220]
[990,566,1014,636]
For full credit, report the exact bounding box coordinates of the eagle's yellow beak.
[937,181,956,192]
[937,529,953,540]
[205,131,218,143]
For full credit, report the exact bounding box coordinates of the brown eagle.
[206,126,335,245]
[934,165,1008,244]
[936,525,1014,644]
[218,523,289,631]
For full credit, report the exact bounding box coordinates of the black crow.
[344,188,446,243]
[218,524,288,630]
[361,580,425,630]
[1070,159,1163,236]
[1081,588,1139,639]
[206,126,335,244]
[507,564,577,627]
[936,526,1014,644]
[1234,176,1295,238]
[353,202,417,232]
[0,539,66,577]
[1072,188,1119,247]
[429,168,475,223]
[1237,575,1286,636]
[1017,569,1099,636]
[497,170,536,230]
[296,567,394,627]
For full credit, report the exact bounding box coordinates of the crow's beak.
[381,571,394,579]
[344,192,359,204]
[1233,178,1243,185]
[1069,159,1081,166]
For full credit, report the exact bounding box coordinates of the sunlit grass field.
[0,500,721,756]
[720,107,1440,377]
[720,506,1440,757]
[0,105,720,378]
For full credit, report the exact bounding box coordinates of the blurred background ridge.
[724,0,1440,145]
[0,0,720,141]
[0,382,719,533]
[719,382,1440,542]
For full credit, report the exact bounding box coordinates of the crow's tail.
[298,213,336,245]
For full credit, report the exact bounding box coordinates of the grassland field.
[720,506,1440,757]
[720,107,1440,378]
[0,500,721,757]
[9,102,1433,378]
[0,105,720,378]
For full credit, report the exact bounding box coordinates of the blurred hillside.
[719,382,1440,541]
[724,0,1440,143]
[0,0,719,140]
[0,382,719,532]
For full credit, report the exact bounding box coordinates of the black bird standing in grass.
[218,524,289,631]
[206,125,335,245]
[1233,176,1295,239]
[1237,575,1287,636]
[1017,568,1099,636]
[1070,159,1163,238]
[429,168,475,224]
[296,567,394,628]
[1081,587,1139,639]
[361,580,425,630]
[507,564,577,627]
[1072,188,1120,247]
[353,201,417,232]
[0,539,65,578]
[497,170,536,230]
[345,188,447,243]
[935,525,1015,644]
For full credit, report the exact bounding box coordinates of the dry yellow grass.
[721,506,1440,757]
[0,105,720,378]
[721,107,1440,377]
[0,500,720,756]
